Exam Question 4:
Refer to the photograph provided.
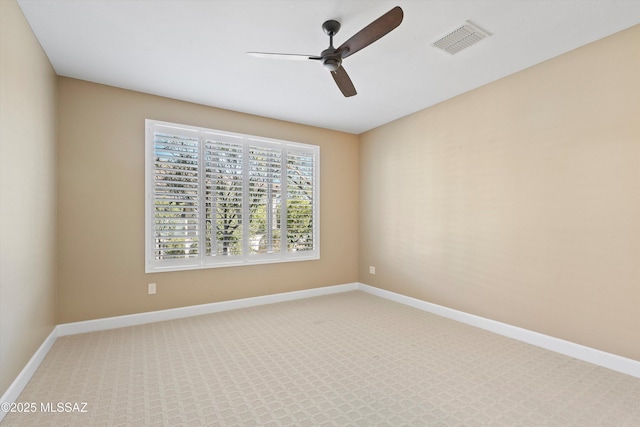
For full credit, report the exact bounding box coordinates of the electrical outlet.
[148,283,156,295]
[369,266,376,275]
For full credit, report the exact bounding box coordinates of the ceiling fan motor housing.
[321,49,342,71]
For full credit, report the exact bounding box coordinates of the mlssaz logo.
[40,402,88,413]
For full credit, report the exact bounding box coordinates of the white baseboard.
[0,328,57,422]
[357,283,640,379]
[56,283,358,336]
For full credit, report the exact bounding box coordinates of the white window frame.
[145,119,320,273]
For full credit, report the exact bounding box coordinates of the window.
[145,120,319,272]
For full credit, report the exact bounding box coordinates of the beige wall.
[0,0,58,395]
[359,25,640,361]
[57,78,359,323]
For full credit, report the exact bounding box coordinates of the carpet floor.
[2,291,640,426]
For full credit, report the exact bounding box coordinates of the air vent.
[432,21,491,55]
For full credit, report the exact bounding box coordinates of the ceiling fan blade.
[331,66,357,97]
[336,6,403,59]
[247,52,321,61]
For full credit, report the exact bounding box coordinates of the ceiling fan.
[247,6,404,97]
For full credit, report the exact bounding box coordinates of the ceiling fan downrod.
[321,20,342,72]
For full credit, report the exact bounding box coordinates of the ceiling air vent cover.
[432,21,491,55]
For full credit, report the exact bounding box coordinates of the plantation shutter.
[286,149,316,253]
[204,134,244,257]
[248,143,282,255]
[150,125,200,268]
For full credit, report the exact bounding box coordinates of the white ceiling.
[17,0,640,134]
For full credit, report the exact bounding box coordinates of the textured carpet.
[2,291,640,426]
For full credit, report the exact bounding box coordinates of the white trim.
[356,283,640,379]
[0,328,57,422]
[145,119,321,274]
[56,283,358,336]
